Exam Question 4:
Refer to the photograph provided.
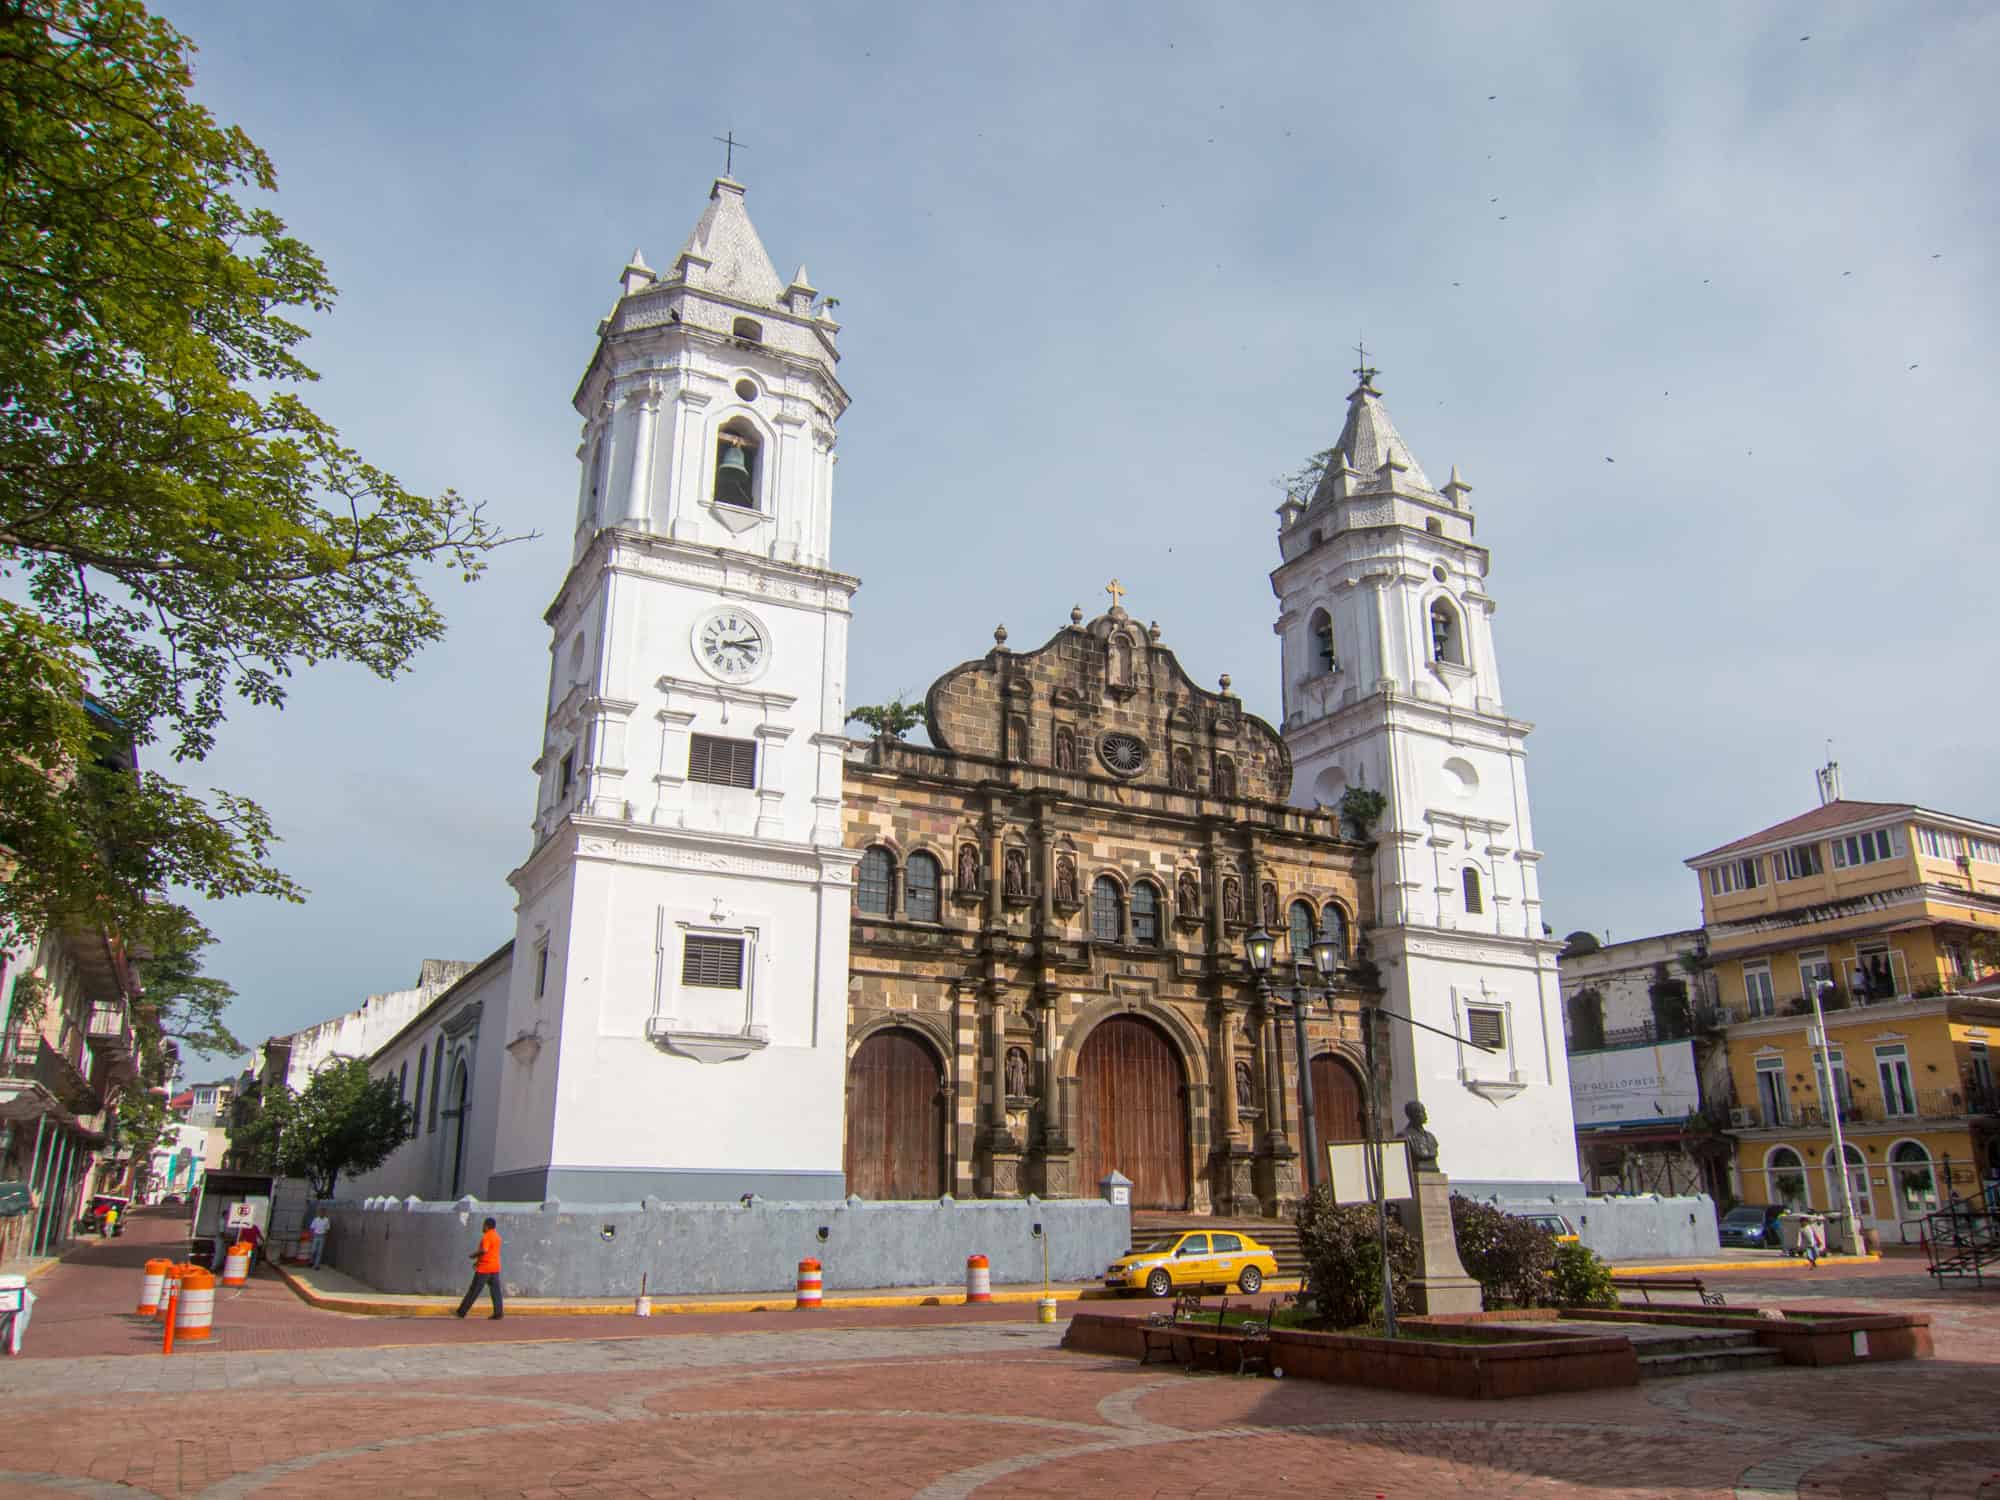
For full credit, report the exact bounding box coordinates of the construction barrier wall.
[319,1188,1133,1299]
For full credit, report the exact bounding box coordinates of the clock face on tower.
[693,608,769,682]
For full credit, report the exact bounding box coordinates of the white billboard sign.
[1568,1039,1700,1127]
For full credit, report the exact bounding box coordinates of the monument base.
[1408,1165,1482,1316]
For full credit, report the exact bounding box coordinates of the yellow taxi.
[1103,1230,1280,1297]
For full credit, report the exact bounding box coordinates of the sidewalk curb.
[272,1261,1305,1318]
[1612,1254,1880,1276]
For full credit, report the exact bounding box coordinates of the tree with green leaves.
[234,1058,411,1200]
[1274,447,1337,506]
[0,0,519,958]
[848,695,923,740]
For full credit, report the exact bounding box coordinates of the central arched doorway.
[1077,1015,1189,1210]
[844,1028,947,1200]
[1311,1052,1367,1169]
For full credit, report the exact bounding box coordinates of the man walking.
[307,1207,331,1269]
[455,1216,504,1320]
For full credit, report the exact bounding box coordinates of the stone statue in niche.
[1261,882,1279,929]
[1170,746,1195,790]
[1005,1045,1030,1099]
[1221,876,1243,926]
[1235,1059,1257,1115]
[1214,756,1238,798]
[1004,846,1029,898]
[1053,724,1077,771]
[957,842,982,893]
[1054,854,1078,906]
[1177,871,1201,918]
[1401,1099,1440,1171]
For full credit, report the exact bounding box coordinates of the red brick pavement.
[5,1213,2000,1498]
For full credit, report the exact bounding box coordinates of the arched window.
[857,846,895,915]
[398,1060,408,1104]
[1309,608,1337,673]
[1131,881,1161,946]
[414,1049,427,1124]
[1827,1142,1872,1221]
[714,422,760,509]
[1091,876,1124,943]
[1425,517,1442,535]
[1766,1145,1808,1209]
[1321,902,1350,962]
[1430,598,1465,666]
[906,852,941,923]
[1462,867,1483,914]
[1890,1140,1938,1217]
[731,316,763,344]
[1287,899,1316,960]
[579,433,607,531]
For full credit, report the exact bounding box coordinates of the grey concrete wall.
[323,1193,1133,1298]
[1479,1191,1720,1261]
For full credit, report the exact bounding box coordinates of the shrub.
[1450,1195,1559,1309]
[1295,1186,1419,1328]
[1548,1241,1619,1309]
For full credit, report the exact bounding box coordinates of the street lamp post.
[1243,922,1342,1196]
[1812,979,1864,1255]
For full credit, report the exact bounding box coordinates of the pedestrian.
[455,1216,504,1320]
[1803,1215,1824,1269]
[104,1204,119,1238]
[308,1207,332,1269]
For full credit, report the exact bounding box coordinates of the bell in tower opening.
[715,427,758,509]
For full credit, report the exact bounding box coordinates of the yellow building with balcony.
[1687,795,2000,1241]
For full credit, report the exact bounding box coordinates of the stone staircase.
[1632,1328,1784,1380]
[1129,1216,1307,1282]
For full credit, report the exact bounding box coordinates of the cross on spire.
[713,130,748,176]
[1352,338,1380,390]
[1105,578,1126,610]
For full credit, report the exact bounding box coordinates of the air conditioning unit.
[1728,1108,1751,1129]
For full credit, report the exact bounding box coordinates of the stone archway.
[844,1028,948,1200]
[1077,1014,1190,1210]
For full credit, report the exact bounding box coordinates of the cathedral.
[351,174,1578,1215]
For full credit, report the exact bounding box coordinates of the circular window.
[1431,564,1448,582]
[734,377,759,401]
[1098,733,1147,776]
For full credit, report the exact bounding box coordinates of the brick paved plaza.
[4,1213,1999,1497]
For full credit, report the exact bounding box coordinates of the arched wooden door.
[1312,1052,1367,1169]
[1077,1016,1189,1210]
[845,1029,946,1200]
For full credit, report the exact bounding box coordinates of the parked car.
[1104,1230,1280,1297]
[1509,1211,1579,1244]
[1719,1203,1787,1248]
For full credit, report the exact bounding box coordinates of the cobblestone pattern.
[5,1238,1999,1497]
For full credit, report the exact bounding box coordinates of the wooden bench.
[1615,1275,1726,1308]
[1139,1293,1273,1375]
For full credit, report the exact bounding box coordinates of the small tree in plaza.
[1449,1195,1559,1309]
[238,1058,412,1199]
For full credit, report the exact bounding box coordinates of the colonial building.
[1690,777,2000,1233]
[843,604,1376,1215]
[327,180,1588,1221]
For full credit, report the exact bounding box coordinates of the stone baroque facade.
[842,605,1378,1215]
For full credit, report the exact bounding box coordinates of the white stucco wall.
[279,959,478,1094]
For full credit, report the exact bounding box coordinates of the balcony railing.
[0,1031,103,1116]
[86,1002,134,1056]
[1743,1086,1985,1129]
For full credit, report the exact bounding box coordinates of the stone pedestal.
[1212,1146,1258,1217]
[1406,1166,1481,1315]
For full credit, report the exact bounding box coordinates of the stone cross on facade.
[1105,578,1126,611]
[713,130,748,175]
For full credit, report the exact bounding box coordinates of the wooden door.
[1311,1052,1367,1161]
[845,1029,945,1200]
[1078,1016,1189,1210]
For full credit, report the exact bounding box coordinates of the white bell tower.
[1271,363,1578,1196]
[489,177,861,1202]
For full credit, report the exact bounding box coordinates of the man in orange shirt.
[454,1217,504,1320]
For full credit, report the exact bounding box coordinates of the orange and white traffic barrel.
[795,1257,822,1309]
[174,1269,216,1341]
[222,1243,252,1287]
[966,1254,992,1303]
[138,1258,171,1315]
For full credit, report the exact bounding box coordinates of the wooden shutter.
[682,936,745,988]
[688,734,757,788]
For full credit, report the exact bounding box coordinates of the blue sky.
[156,1,1998,1067]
